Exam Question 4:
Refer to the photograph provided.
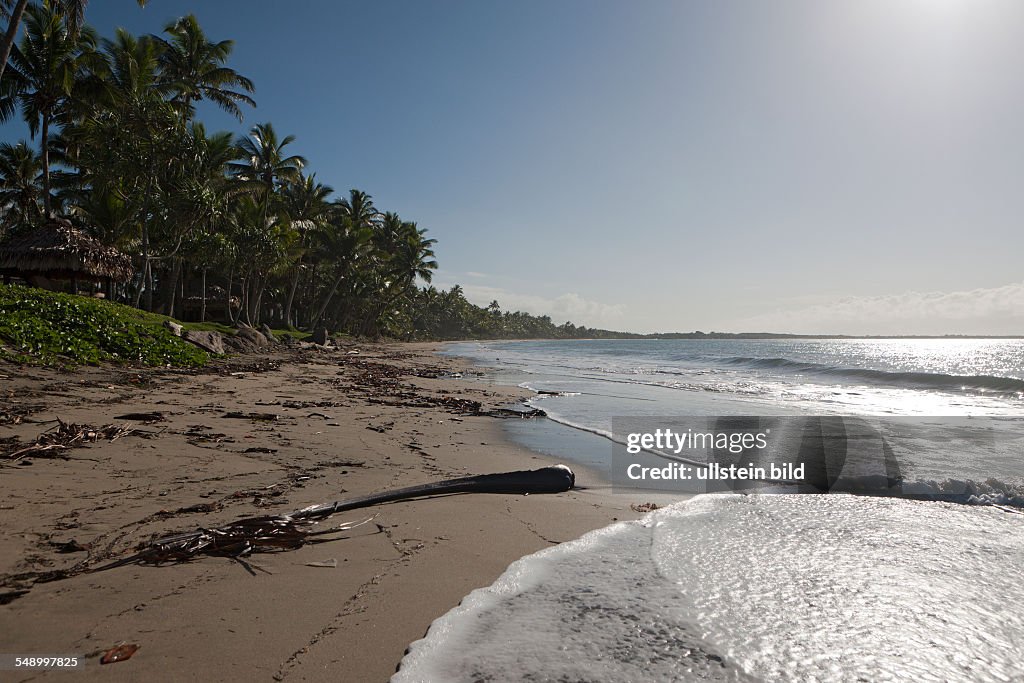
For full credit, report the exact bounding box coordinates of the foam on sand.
[395,494,1024,682]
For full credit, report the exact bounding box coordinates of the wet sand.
[0,342,639,682]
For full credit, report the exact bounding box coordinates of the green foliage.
[400,285,634,341]
[0,283,208,366]
[0,11,611,343]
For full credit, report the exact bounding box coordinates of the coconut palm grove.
[0,1,620,343]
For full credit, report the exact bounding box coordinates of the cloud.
[731,281,1024,335]
[464,271,487,278]
[435,282,626,329]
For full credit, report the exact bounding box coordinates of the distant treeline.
[404,288,818,341]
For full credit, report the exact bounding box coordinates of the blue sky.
[4,0,1024,334]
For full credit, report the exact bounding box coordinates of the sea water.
[448,339,1024,491]
[394,339,1024,682]
[395,495,1024,682]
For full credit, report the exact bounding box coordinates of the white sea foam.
[395,495,1024,682]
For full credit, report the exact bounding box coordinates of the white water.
[395,494,1024,682]
[448,340,1024,499]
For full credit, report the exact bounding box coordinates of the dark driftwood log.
[91,465,575,572]
[294,464,575,520]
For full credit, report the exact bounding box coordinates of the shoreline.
[0,342,640,681]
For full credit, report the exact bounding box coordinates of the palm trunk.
[239,274,249,325]
[244,274,257,326]
[301,262,318,328]
[132,259,144,308]
[144,253,154,312]
[311,269,345,330]
[253,276,265,326]
[283,261,301,328]
[164,258,182,318]
[0,0,29,81]
[200,267,207,322]
[41,116,51,217]
[133,255,152,309]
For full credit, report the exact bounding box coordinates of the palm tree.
[280,172,332,327]
[397,222,437,284]
[225,194,293,326]
[335,188,379,235]
[1,1,97,216]
[155,122,236,317]
[228,122,305,199]
[303,189,379,329]
[0,139,42,233]
[227,122,305,234]
[1,0,147,83]
[308,213,373,329]
[71,27,176,308]
[365,216,437,335]
[155,14,254,122]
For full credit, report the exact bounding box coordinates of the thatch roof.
[0,218,133,283]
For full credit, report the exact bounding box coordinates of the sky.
[3,0,1024,335]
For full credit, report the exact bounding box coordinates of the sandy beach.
[0,343,639,682]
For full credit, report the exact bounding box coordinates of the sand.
[0,342,639,682]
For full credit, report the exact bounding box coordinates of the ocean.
[394,339,1024,682]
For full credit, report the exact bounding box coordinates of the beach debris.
[161,502,223,515]
[222,411,279,421]
[100,643,139,665]
[282,399,346,409]
[50,539,89,553]
[244,446,278,454]
[3,419,136,462]
[92,465,575,573]
[631,502,661,513]
[0,589,31,604]
[113,411,165,423]
[489,407,546,419]
[337,358,547,418]
[304,558,337,568]
[0,408,30,425]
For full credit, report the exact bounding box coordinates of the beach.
[0,343,639,682]
[396,339,1024,682]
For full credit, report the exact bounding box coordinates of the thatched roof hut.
[0,218,134,284]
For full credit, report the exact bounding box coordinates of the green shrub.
[0,284,208,367]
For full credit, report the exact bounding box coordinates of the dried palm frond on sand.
[3,418,138,461]
[91,465,576,575]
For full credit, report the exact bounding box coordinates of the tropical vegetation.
[0,281,207,365]
[0,2,608,343]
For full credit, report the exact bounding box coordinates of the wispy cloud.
[731,281,1024,335]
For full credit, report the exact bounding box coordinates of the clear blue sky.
[4,0,1024,334]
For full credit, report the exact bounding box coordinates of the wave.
[899,477,1024,509]
[521,396,1024,510]
[717,356,1024,395]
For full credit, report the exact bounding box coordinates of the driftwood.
[92,465,575,573]
[3,419,135,461]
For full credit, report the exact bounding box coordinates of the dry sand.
[0,342,640,682]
